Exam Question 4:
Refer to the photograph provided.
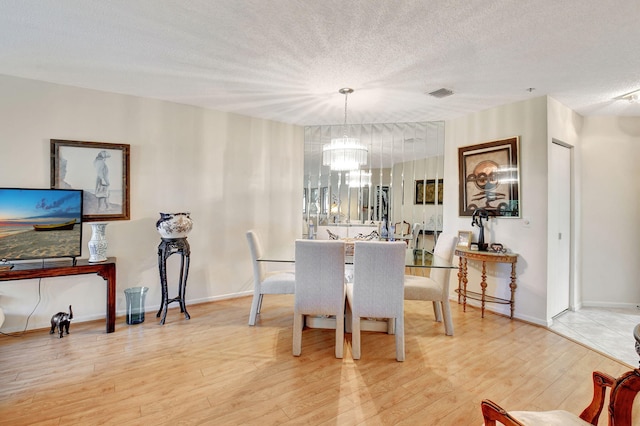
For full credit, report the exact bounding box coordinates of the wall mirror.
[304,121,445,247]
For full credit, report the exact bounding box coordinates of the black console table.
[0,258,116,333]
[157,238,190,325]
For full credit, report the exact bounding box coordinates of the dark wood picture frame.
[51,139,130,222]
[458,136,520,217]
[415,179,443,204]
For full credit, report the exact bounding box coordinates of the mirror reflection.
[304,121,445,250]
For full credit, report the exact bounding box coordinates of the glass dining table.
[257,242,456,331]
[258,244,456,270]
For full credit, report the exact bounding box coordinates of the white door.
[549,142,571,318]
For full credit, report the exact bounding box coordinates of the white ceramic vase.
[88,223,108,263]
[156,212,193,239]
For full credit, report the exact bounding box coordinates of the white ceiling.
[1,0,639,126]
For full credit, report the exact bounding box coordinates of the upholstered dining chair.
[293,239,346,358]
[394,220,411,237]
[404,232,457,335]
[246,230,295,326]
[347,241,406,361]
[482,369,640,425]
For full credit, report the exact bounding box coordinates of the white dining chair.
[347,241,406,361]
[293,239,346,358]
[404,232,457,335]
[246,230,295,326]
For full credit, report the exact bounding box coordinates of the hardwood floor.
[0,295,630,425]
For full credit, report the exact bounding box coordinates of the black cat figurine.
[50,305,73,338]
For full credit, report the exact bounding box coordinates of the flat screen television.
[0,188,83,262]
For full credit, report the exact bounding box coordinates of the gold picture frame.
[457,231,472,249]
[415,179,443,204]
[51,139,131,222]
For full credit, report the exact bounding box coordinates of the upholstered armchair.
[482,369,640,425]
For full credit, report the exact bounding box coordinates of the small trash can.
[125,287,149,325]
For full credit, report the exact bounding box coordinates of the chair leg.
[293,313,304,356]
[257,294,264,313]
[442,300,454,336]
[345,302,353,333]
[335,311,344,359]
[395,315,405,362]
[433,301,443,322]
[387,317,395,335]
[352,316,361,360]
[248,293,262,326]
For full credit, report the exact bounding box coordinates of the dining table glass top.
[258,244,456,269]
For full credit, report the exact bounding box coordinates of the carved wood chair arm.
[481,399,525,426]
[578,370,616,424]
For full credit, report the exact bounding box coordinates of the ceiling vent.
[428,88,454,98]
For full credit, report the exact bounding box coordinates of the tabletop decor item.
[490,243,506,253]
[156,212,193,239]
[457,230,472,249]
[49,305,73,338]
[471,208,493,251]
[88,223,108,262]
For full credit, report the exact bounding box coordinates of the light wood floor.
[0,295,630,425]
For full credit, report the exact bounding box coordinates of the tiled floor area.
[549,306,640,368]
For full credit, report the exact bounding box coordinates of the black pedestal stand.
[157,237,191,325]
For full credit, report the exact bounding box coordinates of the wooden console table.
[0,257,116,333]
[454,249,518,318]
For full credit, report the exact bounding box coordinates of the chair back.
[294,240,345,315]
[394,221,411,236]
[430,233,458,295]
[609,369,640,425]
[246,230,265,286]
[352,241,405,319]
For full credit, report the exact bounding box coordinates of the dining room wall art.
[458,136,520,217]
[51,139,130,222]
[414,179,443,205]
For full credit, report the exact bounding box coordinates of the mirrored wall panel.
[304,121,445,249]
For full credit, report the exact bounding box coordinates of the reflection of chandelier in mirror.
[347,170,371,187]
[323,88,368,171]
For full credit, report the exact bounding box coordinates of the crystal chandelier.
[323,88,368,171]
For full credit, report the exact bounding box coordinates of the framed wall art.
[415,179,443,204]
[51,139,131,222]
[458,137,520,217]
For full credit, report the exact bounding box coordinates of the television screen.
[0,188,83,261]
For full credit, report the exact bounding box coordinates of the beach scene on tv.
[0,188,83,261]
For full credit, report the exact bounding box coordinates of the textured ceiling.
[0,0,639,126]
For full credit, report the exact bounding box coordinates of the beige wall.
[579,116,640,307]
[446,96,640,325]
[2,74,638,332]
[445,96,550,325]
[0,74,303,332]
